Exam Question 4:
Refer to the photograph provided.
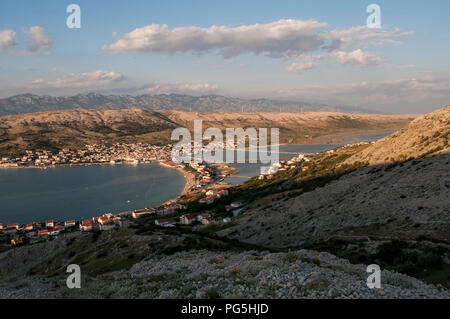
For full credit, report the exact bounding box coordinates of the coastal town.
[0,143,173,167]
[0,183,242,248]
[0,141,315,250]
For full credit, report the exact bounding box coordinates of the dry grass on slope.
[344,105,450,166]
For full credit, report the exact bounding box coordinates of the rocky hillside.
[161,110,413,145]
[161,110,412,131]
[0,108,177,156]
[344,105,450,165]
[218,105,450,286]
[1,241,448,299]
[221,153,450,244]
[0,109,413,157]
[0,93,374,116]
[220,105,449,245]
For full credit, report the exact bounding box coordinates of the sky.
[0,0,449,113]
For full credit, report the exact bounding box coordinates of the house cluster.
[151,191,244,228]
[1,212,133,247]
[1,219,78,246]
[342,141,372,148]
[130,204,187,220]
[0,143,172,167]
[199,189,229,205]
[79,213,130,232]
[258,154,311,180]
[189,161,216,187]
[181,212,216,225]
[155,212,217,228]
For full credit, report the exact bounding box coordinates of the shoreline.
[0,161,157,170]
[176,166,197,196]
[157,161,198,196]
[0,133,388,225]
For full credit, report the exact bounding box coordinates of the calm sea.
[0,163,184,224]
[0,131,392,224]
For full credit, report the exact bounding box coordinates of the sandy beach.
[178,167,197,195]
[158,161,198,196]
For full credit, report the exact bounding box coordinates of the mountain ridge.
[0,93,378,116]
[0,108,414,157]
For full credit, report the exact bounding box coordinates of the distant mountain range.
[0,93,377,116]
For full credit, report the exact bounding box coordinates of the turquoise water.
[0,163,185,224]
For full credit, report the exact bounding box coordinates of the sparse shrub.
[383,272,415,289]
[66,237,76,247]
[283,251,298,263]
[301,257,312,263]
[375,240,407,263]
[249,256,263,261]
[91,230,101,242]
[417,253,442,268]
[305,278,330,290]
[96,251,108,259]
[311,258,321,266]
[203,288,221,299]
[208,258,223,264]
[229,269,241,277]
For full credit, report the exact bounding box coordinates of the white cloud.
[287,49,382,72]
[0,29,16,50]
[134,82,220,95]
[286,61,318,72]
[329,49,382,66]
[103,19,413,73]
[103,20,413,62]
[22,70,124,89]
[323,26,414,52]
[24,26,53,55]
[103,19,330,58]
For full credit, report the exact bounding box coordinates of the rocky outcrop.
[1,249,448,299]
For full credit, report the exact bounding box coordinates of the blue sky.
[0,0,449,113]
